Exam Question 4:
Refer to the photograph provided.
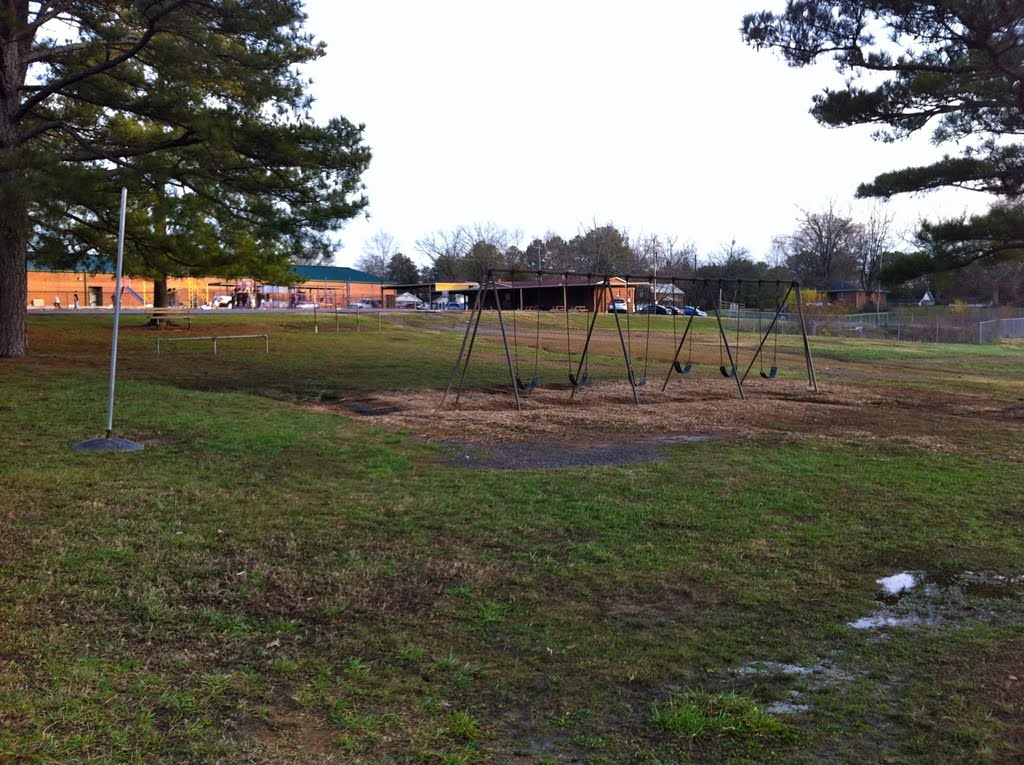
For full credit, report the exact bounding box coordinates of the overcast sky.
[304,1,985,269]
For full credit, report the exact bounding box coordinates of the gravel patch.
[444,433,712,470]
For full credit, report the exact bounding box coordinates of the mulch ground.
[307,376,1024,469]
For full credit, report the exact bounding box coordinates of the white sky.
[304,0,987,268]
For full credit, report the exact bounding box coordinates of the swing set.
[442,269,818,411]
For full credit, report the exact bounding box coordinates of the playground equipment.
[442,269,818,411]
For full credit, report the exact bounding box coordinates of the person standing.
[73,292,80,310]
[54,294,61,309]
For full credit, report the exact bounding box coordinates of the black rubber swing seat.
[760,366,779,380]
[515,375,540,391]
[720,365,737,378]
[628,369,646,388]
[569,371,589,388]
[673,361,692,374]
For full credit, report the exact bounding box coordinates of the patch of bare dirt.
[318,378,1022,461]
[237,708,336,764]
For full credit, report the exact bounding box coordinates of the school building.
[26,264,387,309]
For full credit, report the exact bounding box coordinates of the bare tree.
[850,206,896,303]
[776,202,858,289]
[415,228,471,281]
[661,237,699,277]
[357,231,399,277]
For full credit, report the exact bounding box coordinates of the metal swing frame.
[442,269,818,411]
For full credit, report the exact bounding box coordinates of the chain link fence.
[722,307,1024,345]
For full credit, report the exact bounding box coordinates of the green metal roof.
[289,265,387,284]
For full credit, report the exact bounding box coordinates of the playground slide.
[123,285,145,305]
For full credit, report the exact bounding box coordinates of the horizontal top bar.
[484,268,800,287]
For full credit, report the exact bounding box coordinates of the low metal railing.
[155,334,269,355]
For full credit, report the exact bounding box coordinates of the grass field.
[2,311,1023,764]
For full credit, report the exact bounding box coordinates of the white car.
[608,298,628,313]
[210,295,233,308]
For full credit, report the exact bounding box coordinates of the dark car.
[681,305,708,317]
[445,302,466,311]
[636,304,672,315]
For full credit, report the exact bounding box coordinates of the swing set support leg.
[570,275,603,401]
[441,280,485,407]
[452,283,488,404]
[611,285,641,406]
[662,312,695,392]
[795,284,819,392]
[739,283,793,385]
[709,281,745,400]
[491,276,523,410]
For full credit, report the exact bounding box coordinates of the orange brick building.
[26,264,386,310]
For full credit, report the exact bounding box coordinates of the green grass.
[651,690,799,743]
[1,314,1023,763]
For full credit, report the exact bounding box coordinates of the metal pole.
[709,280,745,400]
[454,282,488,404]
[492,275,522,411]
[570,275,604,401]
[610,278,641,405]
[739,283,793,385]
[105,187,128,438]
[441,281,484,406]
[313,303,318,333]
[794,284,819,391]
[662,311,696,391]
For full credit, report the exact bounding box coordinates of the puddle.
[850,570,1024,631]
[738,660,853,685]
[765,702,812,715]
[736,660,854,717]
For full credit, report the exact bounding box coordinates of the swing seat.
[719,365,731,378]
[628,369,646,388]
[515,375,534,392]
[569,371,589,388]
[674,360,692,374]
[527,376,540,391]
[760,366,778,380]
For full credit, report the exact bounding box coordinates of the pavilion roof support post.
[794,283,819,391]
[611,275,641,406]
[708,280,745,400]
[739,282,794,385]
[491,273,522,411]
[570,274,604,402]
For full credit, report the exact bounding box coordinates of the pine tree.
[743,2,1024,280]
[1,1,370,356]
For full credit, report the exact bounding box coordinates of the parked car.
[608,298,628,313]
[445,301,466,311]
[636,303,672,315]
[681,306,708,317]
[210,294,233,308]
[349,300,375,309]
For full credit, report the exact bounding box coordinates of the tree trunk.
[146,276,170,327]
[0,191,28,358]
[0,2,31,357]
[153,277,169,308]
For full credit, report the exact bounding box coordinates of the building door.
[88,287,102,306]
